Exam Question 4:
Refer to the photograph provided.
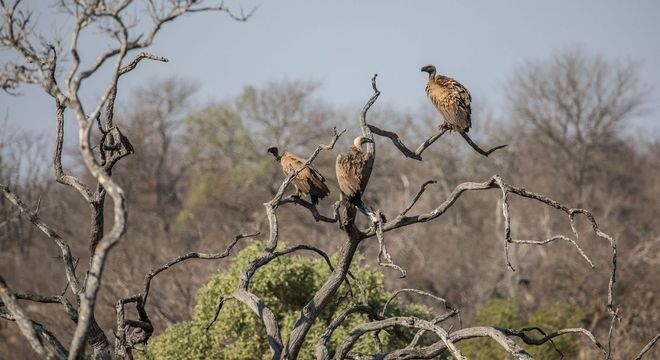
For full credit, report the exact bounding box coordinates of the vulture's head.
[420,64,437,78]
[266,146,280,161]
[353,136,374,148]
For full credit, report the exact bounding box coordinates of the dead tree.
[1,1,658,359]
[0,1,254,359]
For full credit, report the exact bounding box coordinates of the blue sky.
[1,0,659,136]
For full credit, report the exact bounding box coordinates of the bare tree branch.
[459,132,509,157]
[280,196,340,223]
[0,185,81,294]
[360,73,379,155]
[379,326,605,360]
[634,333,660,360]
[141,231,260,308]
[357,175,617,314]
[53,99,93,203]
[335,316,465,360]
[118,51,168,75]
[315,304,376,360]
[14,293,78,322]
[204,295,234,331]
[405,310,460,350]
[114,231,259,356]
[368,125,448,161]
[381,289,453,317]
[399,180,436,217]
[0,277,66,359]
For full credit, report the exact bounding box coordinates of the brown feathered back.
[424,67,472,133]
[335,140,373,205]
[280,151,330,205]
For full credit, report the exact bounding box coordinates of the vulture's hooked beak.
[420,65,435,74]
[266,146,280,160]
[363,138,374,144]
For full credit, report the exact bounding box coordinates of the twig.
[280,196,339,223]
[406,310,460,349]
[460,132,508,157]
[14,293,78,322]
[0,277,65,359]
[118,51,168,75]
[0,185,80,294]
[381,326,605,360]
[315,305,376,360]
[205,295,234,331]
[358,175,618,314]
[369,125,449,161]
[381,288,453,317]
[634,333,660,360]
[399,180,436,216]
[335,316,465,360]
[141,232,259,307]
[115,232,259,356]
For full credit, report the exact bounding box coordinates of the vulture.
[421,64,472,133]
[267,146,330,205]
[335,136,374,206]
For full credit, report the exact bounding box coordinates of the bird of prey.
[267,146,330,205]
[335,136,374,206]
[421,64,472,133]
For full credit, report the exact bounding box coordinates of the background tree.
[144,241,433,360]
[1,1,659,359]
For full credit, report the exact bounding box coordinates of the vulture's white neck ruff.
[353,136,364,148]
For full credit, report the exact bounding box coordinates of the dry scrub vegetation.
[1,1,659,359]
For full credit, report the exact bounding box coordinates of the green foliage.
[460,298,586,359]
[143,241,431,359]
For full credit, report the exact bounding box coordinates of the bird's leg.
[437,123,451,132]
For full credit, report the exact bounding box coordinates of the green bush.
[142,241,431,359]
[460,298,586,359]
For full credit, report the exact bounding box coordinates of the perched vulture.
[421,64,472,133]
[267,146,330,205]
[335,136,374,206]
